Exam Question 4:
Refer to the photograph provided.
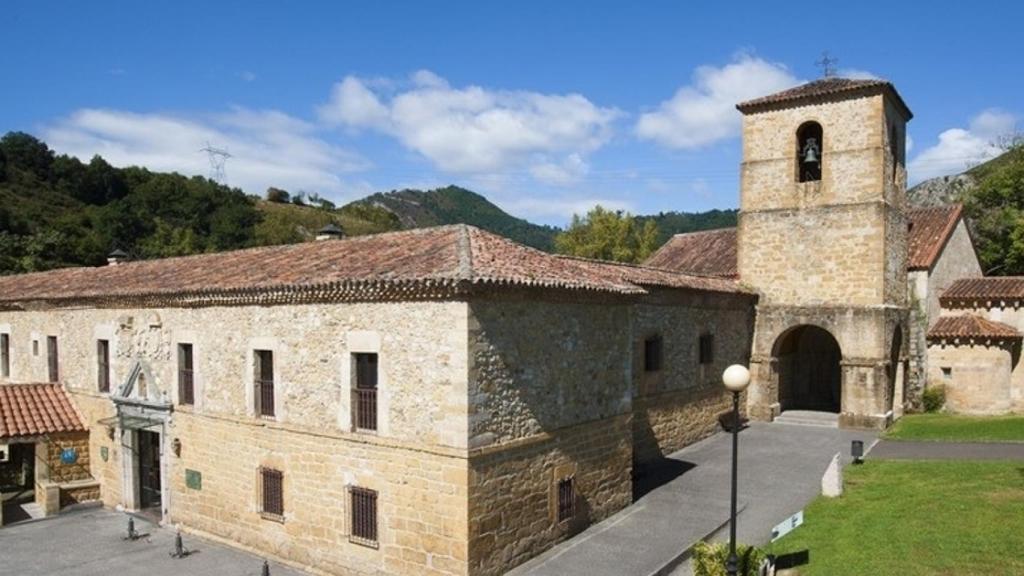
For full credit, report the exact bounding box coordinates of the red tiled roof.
[0,225,751,309]
[941,277,1024,306]
[907,204,964,271]
[736,77,912,119]
[927,315,1021,340]
[554,255,750,296]
[643,229,738,278]
[645,207,964,278]
[0,383,85,439]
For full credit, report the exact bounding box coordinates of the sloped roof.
[736,77,912,119]
[0,224,750,310]
[907,204,964,271]
[941,277,1024,306]
[645,208,964,278]
[554,254,750,295]
[643,228,738,278]
[0,383,86,439]
[927,315,1021,341]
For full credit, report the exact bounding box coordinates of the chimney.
[316,223,345,241]
[107,249,130,266]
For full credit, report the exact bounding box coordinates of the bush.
[265,187,290,203]
[692,541,766,576]
[922,385,946,413]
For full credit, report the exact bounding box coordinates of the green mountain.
[347,186,559,251]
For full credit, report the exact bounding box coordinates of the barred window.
[97,340,110,393]
[353,353,378,432]
[643,336,663,372]
[557,476,575,522]
[47,336,59,382]
[1,333,9,378]
[260,467,284,520]
[178,343,194,405]
[349,486,378,547]
[699,334,714,365]
[254,350,274,417]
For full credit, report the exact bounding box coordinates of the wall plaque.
[185,469,202,490]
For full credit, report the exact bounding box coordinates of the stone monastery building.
[0,77,1020,575]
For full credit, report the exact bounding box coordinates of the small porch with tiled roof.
[0,382,97,526]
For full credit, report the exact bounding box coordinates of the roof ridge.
[552,253,730,280]
[671,227,737,238]
[456,224,474,281]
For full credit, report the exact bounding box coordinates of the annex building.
[0,77,1020,575]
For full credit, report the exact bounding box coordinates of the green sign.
[185,469,202,490]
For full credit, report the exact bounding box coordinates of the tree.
[554,205,660,263]
[265,187,290,203]
[966,141,1024,274]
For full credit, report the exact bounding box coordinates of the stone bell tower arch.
[736,78,912,429]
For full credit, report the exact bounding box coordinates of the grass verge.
[767,460,1024,575]
[885,413,1024,443]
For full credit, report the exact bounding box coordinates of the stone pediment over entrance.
[114,359,170,408]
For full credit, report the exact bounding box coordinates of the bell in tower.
[797,122,823,182]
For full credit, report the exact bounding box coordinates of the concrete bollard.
[821,452,843,497]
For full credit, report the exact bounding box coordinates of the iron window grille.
[353,353,378,432]
[259,467,284,520]
[1,333,9,378]
[557,476,576,523]
[254,350,275,418]
[47,336,59,383]
[178,343,195,405]
[349,486,379,547]
[97,339,110,393]
[644,336,663,372]
[699,334,714,365]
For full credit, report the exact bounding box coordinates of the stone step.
[773,410,840,429]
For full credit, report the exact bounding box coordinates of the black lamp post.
[722,364,751,576]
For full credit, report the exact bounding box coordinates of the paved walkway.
[508,422,875,576]
[869,439,1024,460]
[0,507,308,576]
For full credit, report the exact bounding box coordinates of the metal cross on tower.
[200,142,232,184]
[815,51,839,78]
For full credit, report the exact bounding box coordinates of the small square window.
[643,336,662,373]
[349,486,378,547]
[557,476,575,523]
[260,467,284,520]
[699,334,714,365]
[941,367,952,381]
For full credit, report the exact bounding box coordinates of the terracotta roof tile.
[736,77,912,119]
[554,255,751,296]
[941,277,1024,306]
[0,225,751,308]
[907,204,964,271]
[927,315,1021,340]
[0,383,85,439]
[643,229,738,278]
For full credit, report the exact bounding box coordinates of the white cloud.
[238,71,257,82]
[499,195,634,222]
[837,68,881,80]
[318,70,620,180]
[909,109,1018,181]
[44,107,370,199]
[636,55,799,149]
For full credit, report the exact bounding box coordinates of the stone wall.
[927,341,1020,414]
[42,432,92,484]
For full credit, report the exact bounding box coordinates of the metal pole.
[726,390,740,576]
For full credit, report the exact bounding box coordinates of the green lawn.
[885,413,1024,443]
[767,461,1024,576]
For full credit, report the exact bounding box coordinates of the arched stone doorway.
[774,325,842,413]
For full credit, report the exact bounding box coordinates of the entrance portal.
[774,325,842,413]
[137,430,162,513]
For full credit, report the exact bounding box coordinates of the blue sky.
[1,1,1021,226]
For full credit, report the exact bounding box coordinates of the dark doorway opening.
[137,430,162,514]
[0,442,36,525]
[775,325,842,413]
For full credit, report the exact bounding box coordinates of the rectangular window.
[47,336,59,382]
[259,467,284,520]
[699,334,714,365]
[353,353,378,432]
[254,350,275,417]
[1,333,9,378]
[941,367,952,381]
[557,476,575,522]
[643,336,663,372]
[97,339,110,392]
[178,343,194,405]
[349,486,378,547]
[32,339,39,357]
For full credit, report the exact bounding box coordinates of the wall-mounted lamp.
[172,437,182,458]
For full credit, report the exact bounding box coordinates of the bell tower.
[736,78,912,429]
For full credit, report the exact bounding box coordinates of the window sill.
[348,535,379,549]
[259,512,285,524]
